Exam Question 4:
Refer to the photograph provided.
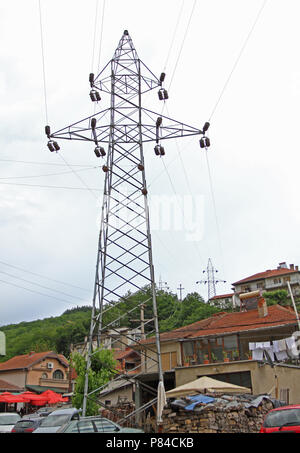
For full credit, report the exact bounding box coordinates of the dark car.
[57,416,143,433]
[260,404,300,433]
[11,417,44,433]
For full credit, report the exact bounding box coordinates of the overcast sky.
[1,0,300,326]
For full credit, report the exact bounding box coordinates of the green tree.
[263,289,289,306]
[70,349,116,416]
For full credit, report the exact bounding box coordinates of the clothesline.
[249,335,299,362]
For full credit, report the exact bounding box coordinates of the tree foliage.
[0,287,236,362]
[70,349,116,416]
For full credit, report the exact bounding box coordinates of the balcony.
[39,377,69,389]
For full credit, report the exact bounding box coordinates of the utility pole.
[177,283,185,301]
[45,30,206,424]
[196,258,226,302]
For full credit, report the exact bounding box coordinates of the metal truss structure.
[45,30,207,424]
[196,258,226,302]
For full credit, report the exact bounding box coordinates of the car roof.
[47,408,79,416]
[269,404,300,413]
[0,412,19,416]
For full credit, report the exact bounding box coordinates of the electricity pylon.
[45,30,207,423]
[196,258,226,302]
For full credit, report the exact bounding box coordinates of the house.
[0,351,70,394]
[135,300,300,404]
[114,348,141,374]
[232,262,300,296]
[209,293,238,309]
[71,327,142,355]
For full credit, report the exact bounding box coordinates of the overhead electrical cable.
[204,148,224,268]
[0,270,84,301]
[0,278,84,307]
[96,0,106,71]
[0,166,100,180]
[0,158,97,168]
[167,0,197,93]
[208,0,268,121]
[163,0,185,72]
[0,259,90,292]
[38,1,100,201]
[38,0,48,124]
[0,181,101,191]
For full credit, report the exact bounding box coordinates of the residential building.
[0,351,69,394]
[232,262,300,296]
[209,293,239,309]
[135,301,300,404]
[71,327,142,356]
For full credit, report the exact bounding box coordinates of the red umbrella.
[40,390,63,403]
[0,392,26,403]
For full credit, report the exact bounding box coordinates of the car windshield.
[0,414,20,425]
[264,408,300,427]
[15,420,35,428]
[40,414,70,427]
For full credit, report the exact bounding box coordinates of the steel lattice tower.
[196,258,226,302]
[45,30,207,423]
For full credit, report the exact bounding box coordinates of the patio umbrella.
[166,376,251,398]
[39,389,63,403]
[20,391,48,405]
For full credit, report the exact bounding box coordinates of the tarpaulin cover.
[184,394,215,411]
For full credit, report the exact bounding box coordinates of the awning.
[25,385,67,394]
[166,376,251,398]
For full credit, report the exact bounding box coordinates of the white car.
[0,412,21,433]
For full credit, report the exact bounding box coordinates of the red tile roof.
[210,293,234,300]
[0,351,68,371]
[0,379,23,391]
[140,305,298,345]
[233,268,298,285]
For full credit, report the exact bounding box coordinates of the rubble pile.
[160,394,282,433]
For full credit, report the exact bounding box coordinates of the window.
[53,369,64,380]
[273,278,282,284]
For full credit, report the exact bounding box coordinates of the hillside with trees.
[0,288,226,361]
[1,287,290,362]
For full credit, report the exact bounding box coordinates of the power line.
[38,0,48,124]
[167,0,197,93]
[0,181,101,191]
[163,0,185,72]
[0,269,84,301]
[0,158,97,167]
[209,0,268,121]
[0,166,100,180]
[0,259,90,292]
[0,277,83,307]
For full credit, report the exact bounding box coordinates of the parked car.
[260,404,300,433]
[33,408,81,433]
[0,413,21,433]
[31,406,56,417]
[11,417,43,433]
[57,416,144,433]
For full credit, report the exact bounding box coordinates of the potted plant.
[223,351,230,362]
[203,354,210,364]
[245,352,252,360]
[211,352,218,363]
[232,350,239,361]
[183,356,190,366]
